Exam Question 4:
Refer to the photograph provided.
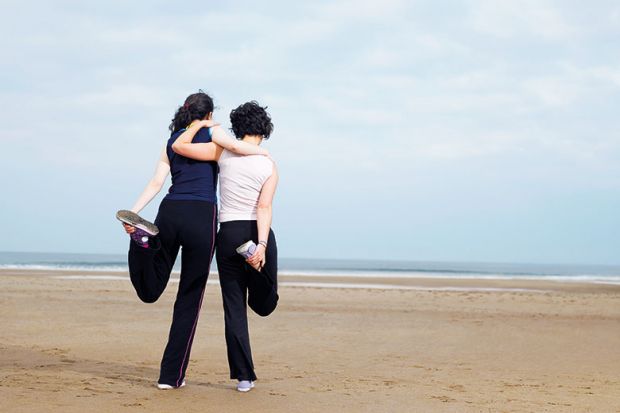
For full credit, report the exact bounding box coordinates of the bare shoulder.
[269,158,278,178]
[265,156,277,170]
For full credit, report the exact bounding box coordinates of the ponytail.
[169,90,214,133]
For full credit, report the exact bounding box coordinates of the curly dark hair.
[169,90,214,133]
[229,101,273,140]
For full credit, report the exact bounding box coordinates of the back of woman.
[214,101,279,392]
[218,151,273,222]
[166,128,218,202]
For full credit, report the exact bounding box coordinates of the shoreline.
[2,268,620,294]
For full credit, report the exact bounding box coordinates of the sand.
[0,269,619,413]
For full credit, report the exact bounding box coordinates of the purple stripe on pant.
[127,199,217,387]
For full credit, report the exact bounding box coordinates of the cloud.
[522,76,583,106]
[590,65,620,88]
[467,0,576,40]
[97,26,186,46]
[74,85,169,107]
[314,0,409,20]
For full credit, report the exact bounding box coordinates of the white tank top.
[218,149,273,222]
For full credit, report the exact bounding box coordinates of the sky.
[1,0,619,264]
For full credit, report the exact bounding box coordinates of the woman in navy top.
[171,101,278,393]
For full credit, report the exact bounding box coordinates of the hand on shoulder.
[199,119,220,128]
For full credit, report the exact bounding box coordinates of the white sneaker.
[157,380,186,390]
[237,380,255,392]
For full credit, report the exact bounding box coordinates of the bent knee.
[138,293,160,304]
[251,300,278,317]
[255,308,275,317]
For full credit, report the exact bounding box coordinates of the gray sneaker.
[116,210,159,235]
[157,380,186,390]
[237,380,255,392]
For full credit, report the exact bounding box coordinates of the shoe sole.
[116,210,159,236]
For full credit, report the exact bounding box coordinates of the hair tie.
[183,103,189,109]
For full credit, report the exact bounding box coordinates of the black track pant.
[216,220,278,381]
[127,199,216,387]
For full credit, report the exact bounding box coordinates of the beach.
[1,269,619,413]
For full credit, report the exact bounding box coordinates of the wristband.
[258,240,268,248]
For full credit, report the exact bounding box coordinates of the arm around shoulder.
[172,122,222,161]
[211,126,269,156]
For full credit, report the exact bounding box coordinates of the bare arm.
[247,161,279,270]
[130,147,170,213]
[171,120,224,161]
[211,124,269,156]
[256,162,278,243]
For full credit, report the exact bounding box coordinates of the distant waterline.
[1,251,619,285]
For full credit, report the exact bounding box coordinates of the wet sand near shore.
[1,269,619,412]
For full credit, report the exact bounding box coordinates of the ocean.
[1,251,619,285]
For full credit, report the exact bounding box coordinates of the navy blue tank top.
[164,128,218,203]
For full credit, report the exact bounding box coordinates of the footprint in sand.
[430,395,457,403]
[448,384,466,392]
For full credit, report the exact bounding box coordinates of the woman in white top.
[172,101,278,393]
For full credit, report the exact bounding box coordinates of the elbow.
[257,203,272,211]
[150,178,165,191]
[171,143,188,157]
[227,141,241,154]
